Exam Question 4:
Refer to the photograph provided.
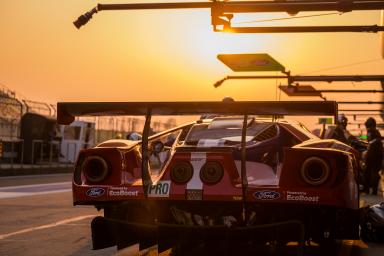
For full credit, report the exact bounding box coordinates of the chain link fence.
[1,86,178,170]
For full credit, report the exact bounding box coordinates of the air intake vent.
[254,125,277,141]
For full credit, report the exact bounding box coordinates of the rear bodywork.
[57,101,360,252]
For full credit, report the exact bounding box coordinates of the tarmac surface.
[0,173,383,256]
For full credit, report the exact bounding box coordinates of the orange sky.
[1,0,384,129]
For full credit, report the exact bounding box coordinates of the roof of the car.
[200,116,305,125]
[198,117,317,140]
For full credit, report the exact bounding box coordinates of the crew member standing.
[363,117,383,195]
[331,114,349,144]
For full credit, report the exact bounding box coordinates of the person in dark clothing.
[331,114,349,144]
[363,117,383,195]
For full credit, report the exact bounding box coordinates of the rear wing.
[57,101,337,125]
[58,101,337,199]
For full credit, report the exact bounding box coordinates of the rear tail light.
[200,161,223,185]
[300,157,330,186]
[82,156,109,183]
[171,161,193,184]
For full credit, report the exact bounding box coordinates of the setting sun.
[0,0,383,104]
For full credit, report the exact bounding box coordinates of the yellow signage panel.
[217,53,285,72]
[279,85,322,97]
[318,118,333,124]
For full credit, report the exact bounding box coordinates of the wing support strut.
[241,114,248,223]
[141,110,153,197]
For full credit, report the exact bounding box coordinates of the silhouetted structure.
[20,113,58,164]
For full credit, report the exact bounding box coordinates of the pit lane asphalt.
[0,173,383,256]
[0,174,115,256]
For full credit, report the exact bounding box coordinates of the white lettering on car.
[286,191,319,202]
[148,181,170,197]
[108,187,139,197]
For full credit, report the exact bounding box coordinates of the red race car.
[57,101,360,254]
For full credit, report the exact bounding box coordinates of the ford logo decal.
[254,190,280,200]
[86,188,105,197]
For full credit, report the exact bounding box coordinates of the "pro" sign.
[148,181,171,198]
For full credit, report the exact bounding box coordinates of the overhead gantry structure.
[73,1,384,118]
[74,0,384,33]
[214,74,384,88]
[215,73,384,119]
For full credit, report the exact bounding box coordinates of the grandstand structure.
[0,85,53,139]
[0,86,23,139]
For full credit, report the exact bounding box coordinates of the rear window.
[185,118,276,146]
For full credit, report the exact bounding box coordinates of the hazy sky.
[1,0,383,116]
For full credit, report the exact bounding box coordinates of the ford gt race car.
[57,101,360,255]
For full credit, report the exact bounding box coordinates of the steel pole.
[215,75,384,87]
[96,1,384,13]
[304,90,384,93]
[339,109,384,111]
[292,75,384,82]
[338,101,384,104]
[226,25,384,33]
[225,75,384,81]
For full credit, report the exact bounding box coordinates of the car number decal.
[148,181,171,197]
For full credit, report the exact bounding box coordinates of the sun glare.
[182,23,279,74]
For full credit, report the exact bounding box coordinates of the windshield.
[185,118,275,146]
